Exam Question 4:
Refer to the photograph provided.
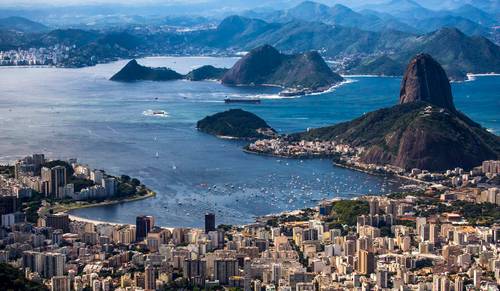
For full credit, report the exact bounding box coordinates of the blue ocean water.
[0,57,498,227]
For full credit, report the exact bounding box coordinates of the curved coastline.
[53,189,156,218]
[244,147,426,186]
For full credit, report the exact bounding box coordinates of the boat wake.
[255,78,357,99]
[143,109,169,118]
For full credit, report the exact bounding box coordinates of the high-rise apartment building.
[136,215,154,241]
[41,166,67,199]
[205,213,215,234]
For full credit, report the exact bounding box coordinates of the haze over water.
[0,57,498,227]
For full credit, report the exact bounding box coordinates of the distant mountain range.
[350,27,500,80]
[243,1,416,33]
[192,15,500,80]
[0,16,48,33]
[243,1,499,38]
[0,9,499,79]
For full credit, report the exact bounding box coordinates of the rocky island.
[197,109,276,139]
[110,59,184,82]
[222,45,344,95]
[111,46,343,97]
[248,54,500,171]
[110,60,228,82]
[185,65,228,81]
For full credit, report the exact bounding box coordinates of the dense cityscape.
[0,0,499,290]
[0,153,498,290]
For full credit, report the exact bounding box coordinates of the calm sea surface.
[0,57,498,227]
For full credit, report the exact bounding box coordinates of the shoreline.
[332,162,430,186]
[244,148,427,186]
[52,189,156,216]
[61,154,422,229]
[242,148,334,160]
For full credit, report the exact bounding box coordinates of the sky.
[0,0,489,12]
[0,0,391,8]
[0,0,198,6]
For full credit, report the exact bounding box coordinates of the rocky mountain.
[294,54,500,171]
[197,109,276,139]
[185,65,228,81]
[110,59,183,82]
[221,45,344,91]
[399,54,455,111]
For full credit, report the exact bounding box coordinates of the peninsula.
[247,54,500,172]
[0,154,155,225]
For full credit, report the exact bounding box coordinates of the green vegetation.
[387,191,427,200]
[217,224,233,232]
[110,59,183,82]
[197,109,275,139]
[23,191,45,223]
[185,65,228,81]
[396,219,417,229]
[0,165,15,178]
[42,160,74,176]
[222,45,343,90]
[71,177,95,192]
[0,263,48,291]
[294,101,500,171]
[349,55,404,76]
[380,225,394,237]
[450,201,500,226]
[42,160,96,192]
[328,200,369,226]
[416,199,500,226]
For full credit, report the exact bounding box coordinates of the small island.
[197,109,276,140]
[185,65,228,81]
[110,59,184,82]
[110,60,228,83]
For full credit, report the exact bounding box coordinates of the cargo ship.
[224,97,261,104]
